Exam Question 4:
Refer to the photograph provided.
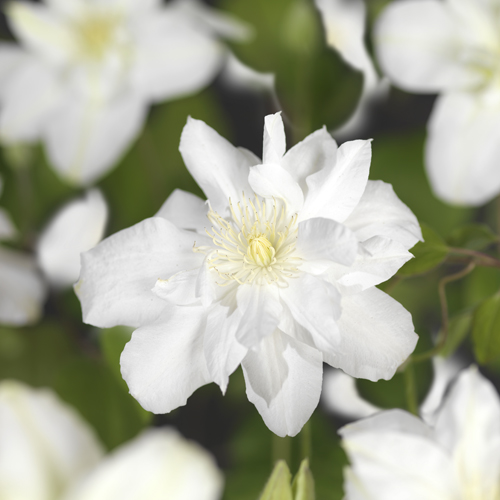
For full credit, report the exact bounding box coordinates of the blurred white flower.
[0,0,248,186]
[375,0,500,206]
[340,366,500,500]
[76,112,420,437]
[315,0,389,140]
[0,380,223,500]
[220,53,275,93]
[37,189,108,288]
[0,176,46,325]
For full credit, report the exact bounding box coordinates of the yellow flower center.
[247,232,275,267]
[74,12,121,61]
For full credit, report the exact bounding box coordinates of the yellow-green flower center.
[74,12,121,61]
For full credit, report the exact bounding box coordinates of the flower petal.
[155,189,207,231]
[0,43,29,93]
[324,287,418,381]
[0,381,103,500]
[434,366,500,497]
[425,92,500,206]
[296,217,358,266]
[152,269,200,306]
[131,10,223,102]
[235,284,282,348]
[0,248,46,326]
[343,180,422,249]
[179,117,254,213]
[281,126,337,193]
[374,0,478,93]
[43,91,147,186]
[0,208,17,241]
[120,306,212,413]
[262,112,286,165]
[64,428,223,500]
[280,273,341,352]
[37,189,108,288]
[301,139,371,223]
[75,217,205,328]
[242,330,323,437]
[248,164,304,213]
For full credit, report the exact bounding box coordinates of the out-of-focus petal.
[425,91,500,206]
[219,53,275,93]
[120,306,212,414]
[0,43,29,93]
[155,189,207,232]
[75,218,206,328]
[37,189,108,288]
[0,248,46,326]
[242,330,323,437]
[64,428,223,500]
[324,287,417,381]
[179,117,253,213]
[0,380,103,500]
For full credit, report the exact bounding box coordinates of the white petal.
[37,189,108,288]
[204,306,248,393]
[281,126,337,193]
[248,164,304,213]
[242,330,323,437]
[0,247,46,326]
[342,430,457,500]
[155,189,207,231]
[152,269,199,306]
[6,2,74,66]
[0,43,29,94]
[262,112,286,165]
[426,91,500,206]
[0,381,103,500]
[45,0,85,18]
[64,428,223,500]
[220,53,275,93]
[131,11,223,102]
[324,287,418,381]
[374,0,478,93]
[301,140,371,223]
[280,273,341,352]
[235,284,282,348]
[179,117,254,213]
[296,217,358,266]
[0,208,17,241]
[434,366,500,497]
[75,217,205,328]
[343,180,422,249]
[120,306,212,413]
[44,91,147,186]
[0,58,63,143]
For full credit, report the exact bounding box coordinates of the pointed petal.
[280,273,341,352]
[242,330,323,437]
[248,164,304,213]
[37,189,108,288]
[324,287,418,381]
[343,180,422,249]
[263,112,286,164]
[120,306,212,413]
[155,189,207,231]
[44,91,147,186]
[426,92,500,206]
[374,0,478,93]
[179,117,254,213]
[301,140,371,223]
[235,284,282,347]
[434,366,500,496]
[64,428,223,500]
[0,381,103,500]
[75,217,205,328]
[0,248,46,326]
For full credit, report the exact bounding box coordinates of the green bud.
[258,460,293,500]
[292,459,315,500]
[281,0,319,55]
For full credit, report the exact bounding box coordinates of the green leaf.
[447,224,498,251]
[258,461,293,500]
[472,293,500,365]
[292,460,315,500]
[439,311,473,358]
[398,224,449,276]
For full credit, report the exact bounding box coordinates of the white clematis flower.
[37,189,108,288]
[75,112,420,437]
[0,0,248,186]
[0,380,223,500]
[0,176,46,325]
[340,365,500,500]
[375,0,500,206]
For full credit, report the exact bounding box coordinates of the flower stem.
[300,419,312,463]
[404,362,418,415]
[448,248,500,268]
[272,434,292,465]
